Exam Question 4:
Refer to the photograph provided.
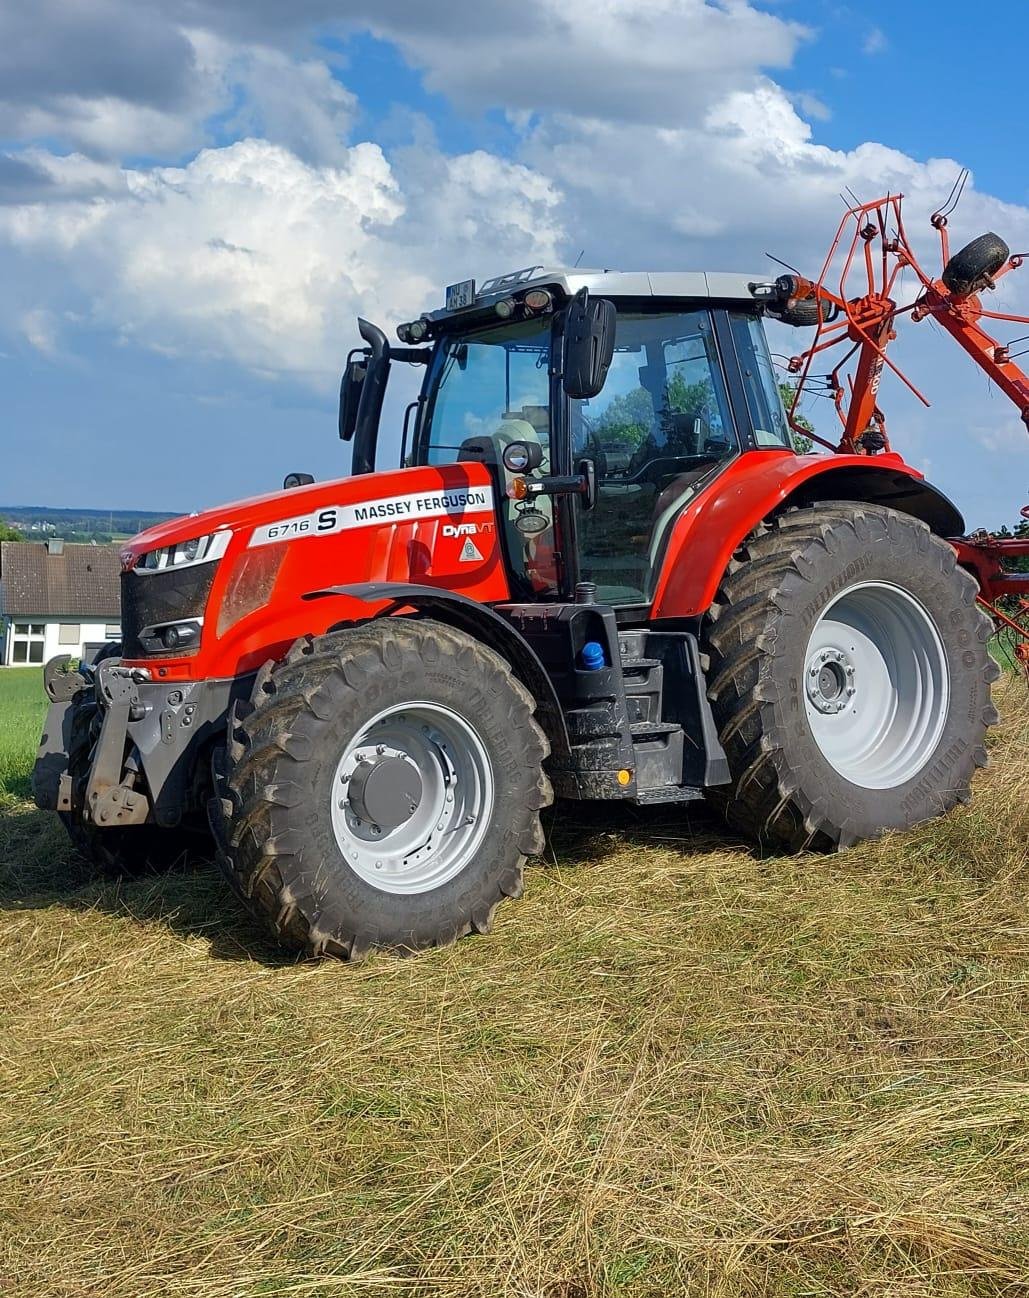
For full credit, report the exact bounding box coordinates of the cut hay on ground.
[0,679,1027,1296]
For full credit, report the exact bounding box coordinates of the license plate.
[445,279,476,311]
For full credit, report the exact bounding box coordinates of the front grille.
[121,562,218,658]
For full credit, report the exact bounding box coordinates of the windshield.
[414,318,552,468]
[413,317,558,598]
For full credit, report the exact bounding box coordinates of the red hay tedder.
[763,178,1029,669]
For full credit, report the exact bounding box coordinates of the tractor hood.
[117,460,510,680]
[120,463,496,569]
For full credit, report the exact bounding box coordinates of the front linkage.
[33,652,242,845]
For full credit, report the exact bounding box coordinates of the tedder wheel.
[702,503,1000,851]
[776,297,838,328]
[217,618,552,958]
[941,232,1010,297]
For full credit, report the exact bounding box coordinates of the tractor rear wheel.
[703,503,999,851]
[217,619,552,958]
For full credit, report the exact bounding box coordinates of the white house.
[0,539,121,666]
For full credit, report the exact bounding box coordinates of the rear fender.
[650,451,964,620]
[304,582,572,762]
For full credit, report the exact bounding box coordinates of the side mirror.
[283,472,314,490]
[562,288,615,400]
[338,350,367,441]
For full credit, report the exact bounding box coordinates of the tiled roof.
[0,541,121,618]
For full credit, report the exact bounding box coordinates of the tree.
[779,380,814,454]
[0,523,24,541]
[593,387,654,449]
[992,517,1029,576]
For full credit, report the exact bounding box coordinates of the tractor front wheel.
[218,619,552,958]
[703,504,999,851]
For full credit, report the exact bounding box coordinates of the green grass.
[0,673,1027,1297]
[0,668,47,798]
[991,627,1029,676]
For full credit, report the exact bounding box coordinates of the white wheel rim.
[803,581,950,790]
[330,702,494,895]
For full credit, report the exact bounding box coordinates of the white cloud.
[1,0,810,153]
[0,138,563,384]
[863,26,888,55]
[1,0,1028,522]
[0,14,355,163]
[356,0,808,124]
[20,308,60,357]
[4,95,208,162]
[790,91,832,123]
[189,31,358,165]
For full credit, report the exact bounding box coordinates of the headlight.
[138,529,232,572]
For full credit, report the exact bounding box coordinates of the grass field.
[0,669,1027,1297]
[0,668,47,798]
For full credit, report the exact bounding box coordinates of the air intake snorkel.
[341,319,431,476]
[349,318,390,476]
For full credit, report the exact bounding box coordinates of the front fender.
[650,450,964,620]
[304,582,572,762]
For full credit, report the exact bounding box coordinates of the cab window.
[571,310,737,603]
[728,312,792,448]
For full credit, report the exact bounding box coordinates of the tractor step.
[630,721,680,740]
[630,719,685,793]
[621,656,662,672]
[635,785,705,805]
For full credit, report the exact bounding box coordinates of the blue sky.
[1,1,1028,529]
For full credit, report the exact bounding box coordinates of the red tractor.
[32,194,1028,957]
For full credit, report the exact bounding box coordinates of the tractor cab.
[344,268,794,607]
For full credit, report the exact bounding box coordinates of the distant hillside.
[0,505,179,544]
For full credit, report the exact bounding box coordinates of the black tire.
[216,619,552,958]
[58,684,194,873]
[942,232,1010,297]
[702,504,999,851]
[60,814,196,873]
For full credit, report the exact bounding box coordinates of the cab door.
[569,309,739,604]
[412,317,560,598]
